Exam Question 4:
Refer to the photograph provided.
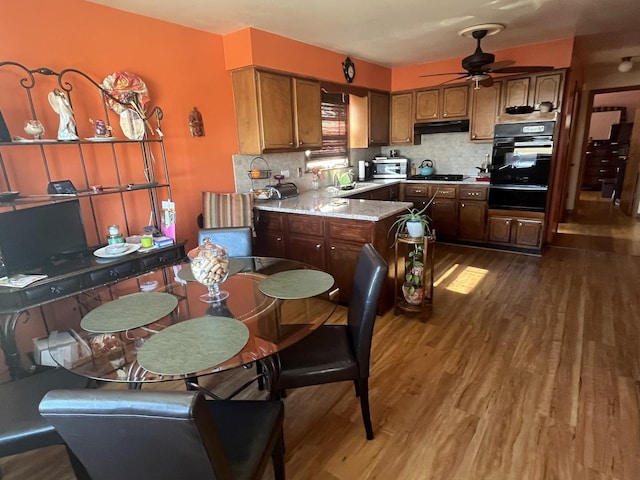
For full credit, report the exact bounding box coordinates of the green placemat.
[80,292,178,333]
[259,269,334,299]
[177,258,245,282]
[136,316,249,376]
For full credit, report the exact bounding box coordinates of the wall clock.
[342,57,355,83]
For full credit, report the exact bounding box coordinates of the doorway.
[553,88,640,255]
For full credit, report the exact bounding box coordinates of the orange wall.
[392,37,574,91]
[1,0,238,249]
[224,28,392,91]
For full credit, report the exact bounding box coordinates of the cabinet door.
[487,216,513,244]
[254,210,285,257]
[458,201,487,241]
[286,234,326,270]
[328,241,363,304]
[257,71,295,150]
[470,81,502,141]
[503,77,530,108]
[430,198,457,239]
[513,218,542,247]
[441,85,468,119]
[390,92,414,145]
[415,89,439,121]
[369,91,390,145]
[293,77,322,148]
[533,73,563,109]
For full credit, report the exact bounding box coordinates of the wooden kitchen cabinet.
[369,91,390,145]
[415,85,469,122]
[503,77,531,108]
[533,72,563,109]
[501,70,564,111]
[231,67,322,154]
[487,209,544,249]
[390,92,414,145]
[470,81,502,142]
[253,209,395,313]
[350,91,390,147]
[457,185,488,242]
[429,185,458,240]
[254,210,286,258]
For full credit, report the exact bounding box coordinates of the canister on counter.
[106,224,125,244]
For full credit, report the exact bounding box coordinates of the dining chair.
[39,389,285,480]
[272,243,388,440]
[198,226,252,256]
[0,367,92,479]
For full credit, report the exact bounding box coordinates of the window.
[306,92,349,169]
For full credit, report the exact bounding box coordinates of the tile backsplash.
[382,133,492,176]
[232,135,490,192]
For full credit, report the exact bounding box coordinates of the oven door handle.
[490,185,548,191]
[513,141,553,148]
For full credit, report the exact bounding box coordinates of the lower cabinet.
[457,185,488,242]
[487,210,544,249]
[254,209,395,313]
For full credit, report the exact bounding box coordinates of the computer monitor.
[0,199,89,275]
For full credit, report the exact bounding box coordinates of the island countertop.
[253,187,412,221]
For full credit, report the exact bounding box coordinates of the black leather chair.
[273,243,388,440]
[0,367,91,479]
[39,389,285,480]
[198,226,252,257]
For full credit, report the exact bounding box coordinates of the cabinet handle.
[50,286,62,294]
[330,245,336,250]
[315,243,322,249]
[461,203,465,207]
[276,237,283,242]
[415,189,423,193]
[289,142,294,146]
[472,134,477,139]
[109,269,118,278]
[443,113,448,117]
[406,137,410,141]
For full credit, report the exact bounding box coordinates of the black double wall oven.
[488,121,555,212]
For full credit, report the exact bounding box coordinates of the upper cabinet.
[231,68,322,154]
[502,71,564,110]
[350,91,390,147]
[390,92,414,145]
[415,85,469,122]
[470,81,503,142]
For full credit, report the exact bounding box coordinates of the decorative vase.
[406,220,424,238]
[402,283,424,305]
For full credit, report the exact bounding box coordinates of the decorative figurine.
[48,89,78,140]
[24,119,45,140]
[188,107,205,137]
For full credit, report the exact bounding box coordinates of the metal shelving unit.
[0,62,171,244]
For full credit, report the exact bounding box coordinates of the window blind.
[310,92,348,161]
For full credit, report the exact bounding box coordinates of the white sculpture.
[48,89,79,141]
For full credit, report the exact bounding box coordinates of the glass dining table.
[47,256,338,397]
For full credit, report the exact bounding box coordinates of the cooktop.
[407,174,464,181]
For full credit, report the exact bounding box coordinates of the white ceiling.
[90,0,640,68]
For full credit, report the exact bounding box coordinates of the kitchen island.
[253,185,412,313]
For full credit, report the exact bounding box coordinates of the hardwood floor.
[2,240,640,479]
[553,190,640,256]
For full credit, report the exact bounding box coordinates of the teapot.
[418,159,434,176]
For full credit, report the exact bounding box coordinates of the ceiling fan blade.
[490,65,554,74]
[419,72,467,78]
[483,60,515,72]
[435,75,470,87]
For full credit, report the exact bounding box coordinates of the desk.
[0,243,186,380]
[47,257,338,392]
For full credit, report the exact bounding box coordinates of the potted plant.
[388,194,435,243]
[402,243,424,305]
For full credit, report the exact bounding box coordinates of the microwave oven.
[372,157,408,179]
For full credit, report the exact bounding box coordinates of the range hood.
[414,119,470,135]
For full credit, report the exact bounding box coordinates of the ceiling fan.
[420,23,553,89]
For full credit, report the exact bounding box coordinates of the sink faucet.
[333,174,339,187]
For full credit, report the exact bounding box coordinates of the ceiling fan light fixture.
[618,57,634,73]
[458,23,505,38]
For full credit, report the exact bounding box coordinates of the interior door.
[619,110,640,216]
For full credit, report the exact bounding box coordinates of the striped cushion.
[202,192,254,235]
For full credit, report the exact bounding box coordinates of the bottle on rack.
[106,224,125,245]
